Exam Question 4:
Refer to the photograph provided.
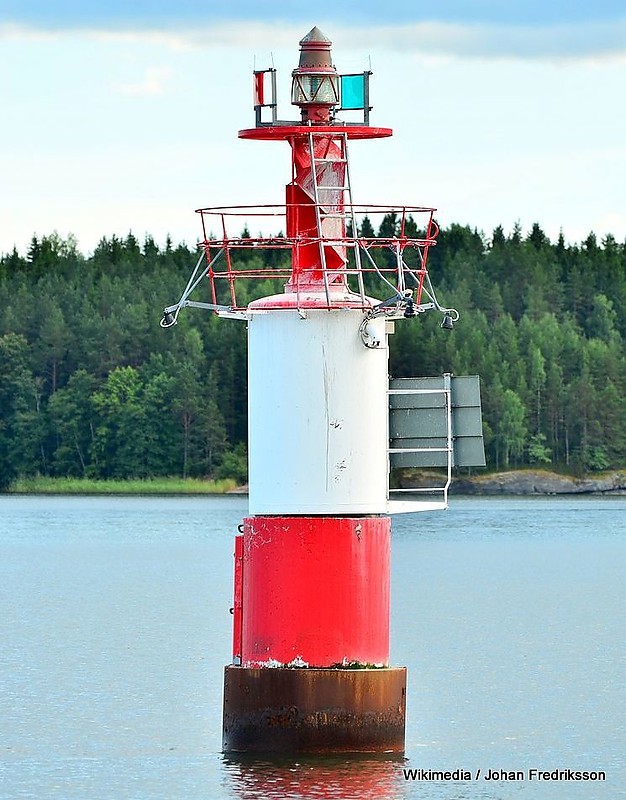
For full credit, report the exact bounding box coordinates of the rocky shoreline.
[229,470,626,497]
[450,469,626,496]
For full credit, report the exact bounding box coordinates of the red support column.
[223,515,406,754]
[241,516,390,667]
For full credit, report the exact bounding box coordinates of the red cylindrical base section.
[222,665,406,754]
[241,516,390,667]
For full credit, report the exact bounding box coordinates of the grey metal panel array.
[389,375,485,468]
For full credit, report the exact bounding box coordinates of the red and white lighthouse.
[162,26,484,754]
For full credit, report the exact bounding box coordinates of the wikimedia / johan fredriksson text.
[403,768,606,783]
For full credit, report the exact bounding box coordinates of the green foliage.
[8,476,237,494]
[498,389,528,467]
[527,433,552,465]
[215,443,248,484]
[47,369,98,476]
[0,333,40,488]
[581,445,610,473]
[0,235,233,485]
[1,221,626,489]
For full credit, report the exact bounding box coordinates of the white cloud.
[113,66,172,96]
[333,19,626,62]
[4,17,626,62]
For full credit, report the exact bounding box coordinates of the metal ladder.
[307,131,366,305]
[387,375,453,510]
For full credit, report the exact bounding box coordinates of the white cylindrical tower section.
[248,308,388,515]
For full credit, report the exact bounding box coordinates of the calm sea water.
[0,495,624,799]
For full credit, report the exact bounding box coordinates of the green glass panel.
[340,75,365,110]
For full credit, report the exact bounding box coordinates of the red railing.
[196,203,439,312]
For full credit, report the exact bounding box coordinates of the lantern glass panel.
[292,74,339,105]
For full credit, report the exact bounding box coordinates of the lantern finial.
[291,26,339,123]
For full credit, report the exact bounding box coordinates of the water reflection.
[221,754,409,800]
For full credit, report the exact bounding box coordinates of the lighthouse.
[162,27,485,754]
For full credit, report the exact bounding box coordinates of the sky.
[1,1,626,256]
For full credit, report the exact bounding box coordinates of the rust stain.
[223,665,407,754]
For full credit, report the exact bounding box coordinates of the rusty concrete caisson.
[222,665,407,754]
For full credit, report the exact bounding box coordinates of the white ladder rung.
[388,447,451,454]
[389,487,447,494]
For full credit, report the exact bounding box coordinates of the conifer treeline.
[0,220,625,489]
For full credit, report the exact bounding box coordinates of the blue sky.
[2,2,626,254]
[3,1,625,26]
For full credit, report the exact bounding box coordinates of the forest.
[1,218,625,490]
